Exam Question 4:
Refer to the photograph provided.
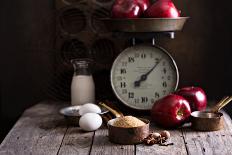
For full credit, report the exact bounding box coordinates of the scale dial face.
[111,45,179,110]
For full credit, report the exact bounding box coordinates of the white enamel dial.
[111,45,179,110]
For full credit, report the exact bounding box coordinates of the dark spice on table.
[143,131,173,146]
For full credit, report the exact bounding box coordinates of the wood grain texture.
[58,127,94,155]
[0,102,68,155]
[182,112,232,155]
[136,123,187,155]
[90,127,134,155]
[1,102,232,155]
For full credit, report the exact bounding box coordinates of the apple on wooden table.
[151,94,191,128]
[175,87,207,112]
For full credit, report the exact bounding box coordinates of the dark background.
[0,0,232,142]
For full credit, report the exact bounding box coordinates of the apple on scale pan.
[111,0,151,18]
[102,0,189,32]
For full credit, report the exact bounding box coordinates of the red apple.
[111,0,150,18]
[137,0,150,12]
[144,0,180,18]
[111,0,142,18]
[175,87,207,112]
[151,94,191,128]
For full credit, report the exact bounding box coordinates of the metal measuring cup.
[100,102,150,144]
[191,96,232,131]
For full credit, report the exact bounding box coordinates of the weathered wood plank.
[1,101,232,155]
[136,123,187,155]
[57,127,94,155]
[90,127,134,155]
[182,112,232,155]
[0,101,68,155]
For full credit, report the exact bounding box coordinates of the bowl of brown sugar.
[108,116,150,144]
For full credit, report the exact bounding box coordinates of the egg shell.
[79,113,102,131]
[79,103,101,116]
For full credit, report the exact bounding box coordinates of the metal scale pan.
[101,17,189,32]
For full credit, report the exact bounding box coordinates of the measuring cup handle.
[99,102,123,118]
[210,96,229,113]
[217,96,232,111]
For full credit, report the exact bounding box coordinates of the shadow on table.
[38,117,68,131]
[92,134,125,147]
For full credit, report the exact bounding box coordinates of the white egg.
[79,113,102,131]
[79,103,101,116]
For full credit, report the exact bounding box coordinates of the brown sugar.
[113,116,146,128]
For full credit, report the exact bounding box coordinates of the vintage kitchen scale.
[102,17,189,110]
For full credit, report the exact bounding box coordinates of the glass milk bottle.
[70,59,95,106]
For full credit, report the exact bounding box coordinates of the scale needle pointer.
[134,57,163,87]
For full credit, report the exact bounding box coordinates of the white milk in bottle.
[71,59,95,105]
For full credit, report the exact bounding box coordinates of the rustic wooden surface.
[1,101,232,155]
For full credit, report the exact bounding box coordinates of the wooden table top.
[1,101,232,155]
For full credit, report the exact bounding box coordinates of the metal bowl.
[59,105,109,126]
[191,111,224,131]
[101,17,189,32]
[108,118,150,144]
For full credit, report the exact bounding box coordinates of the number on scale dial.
[111,45,179,110]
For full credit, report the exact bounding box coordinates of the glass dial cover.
[110,45,179,110]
